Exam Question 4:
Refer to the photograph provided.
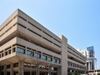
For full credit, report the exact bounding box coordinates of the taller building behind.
[0,9,86,75]
[77,46,96,71]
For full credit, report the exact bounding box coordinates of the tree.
[97,73,100,75]
[71,72,75,75]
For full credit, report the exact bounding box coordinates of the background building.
[0,9,86,75]
[77,46,96,72]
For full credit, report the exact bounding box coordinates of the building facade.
[88,69,100,75]
[0,9,86,75]
[77,46,96,71]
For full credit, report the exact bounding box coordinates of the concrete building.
[0,9,86,75]
[77,46,96,72]
[88,69,100,75]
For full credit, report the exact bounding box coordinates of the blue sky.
[0,0,100,69]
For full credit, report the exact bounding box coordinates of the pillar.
[10,64,13,75]
[49,66,51,75]
[59,35,68,75]
[0,66,1,75]
[4,65,7,75]
[57,67,61,75]
[18,61,24,75]
[91,62,92,70]
[36,64,40,75]
[25,47,27,55]
[88,62,90,71]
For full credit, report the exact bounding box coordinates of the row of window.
[0,44,61,64]
[0,62,57,71]
[17,47,60,64]
[67,62,85,69]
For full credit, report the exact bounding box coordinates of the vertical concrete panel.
[36,64,40,75]
[10,64,13,75]
[59,35,68,75]
[4,65,7,75]
[18,61,24,75]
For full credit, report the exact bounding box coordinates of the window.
[27,51,33,56]
[53,59,57,63]
[35,53,41,58]
[42,55,47,60]
[48,57,52,61]
[9,50,11,54]
[7,65,10,69]
[17,48,25,54]
[82,52,84,54]
[1,66,4,70]
[5,52,8,56]
[13,63,18,67]
[57,59,60,64]
[13,48,16,52]
[2,53,4,57]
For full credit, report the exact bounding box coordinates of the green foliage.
[71,72,75,75]
[76,73,81,75]
[97,73,100,75]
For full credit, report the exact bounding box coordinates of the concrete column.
[25,47,27,55]
[36,64,40,75]
[59,35,68,75]
[0,66,1,75]
[88,62,90,71]
[57,67,61,75]
[49,66,51,75]
[16,47,17,52]
[91,62,92,70]
[4,65,7,75]
[10,64,13,75]
[41,52,43,59]
[18,61,24,75]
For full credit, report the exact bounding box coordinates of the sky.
[0,0,100,69]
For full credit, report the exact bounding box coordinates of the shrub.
[71,72,75,75]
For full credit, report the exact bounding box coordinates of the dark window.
[5,52,8,56]
[1,66,4,70]
[2,53,4,57]
[9,50,11,54]
[7,65,10,69]
[13,63,18,67]
[13,48,16,52]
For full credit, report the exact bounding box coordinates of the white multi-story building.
[77,46,96,71]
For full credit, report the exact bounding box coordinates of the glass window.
[53,59,56,63]
[82,52,84,54]
[42,55,47,60]
[48,57,52,61]
[13,63,18,67]
[51,67,54,70]
[17,48,25,54]
[57,59,60,64]
[27,51,33,56]
[35,53,41,58]
[9,50,11,54]
[7,65,10,69]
